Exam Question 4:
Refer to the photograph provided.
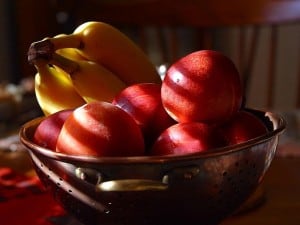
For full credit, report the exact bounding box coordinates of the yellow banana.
[28,21,161,85]
[56,47,86,61]
[47,52,127,103]
[33,60,86,116]
[54,34,88,61]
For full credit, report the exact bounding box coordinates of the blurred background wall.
[0,0,17,82]
[0,0,299,111]
[216,25,300,110]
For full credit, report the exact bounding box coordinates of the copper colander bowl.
[19,109,285,225]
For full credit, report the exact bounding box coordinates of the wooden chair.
[39,0,300,109]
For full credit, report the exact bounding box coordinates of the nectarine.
[33,109,73,151]
[112,83,176,148]
[161,50,242,124]
[219,110,268,145]
[150,122,225,156]
[56,101,145,157]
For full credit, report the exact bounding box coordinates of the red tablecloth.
[0,167,67,225]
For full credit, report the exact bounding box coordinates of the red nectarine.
[112,83,176,148]
[150,122,225,156]
[219,110,268,145]
[56,101,145,157]
[33,109,73,150]
[161,50,242,124]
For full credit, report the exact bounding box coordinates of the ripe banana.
[56,47,86,61]
[33,60,86,116]
[54,34,87,61]
[47,52,127,103]
[28,21,161,85]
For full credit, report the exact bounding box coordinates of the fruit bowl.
[19,109,285,225]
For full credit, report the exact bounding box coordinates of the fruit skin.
[150,122,225,156]
[219,110,268,145]
[112,83,176,148]
[33,109,73,151]
[53,34,88,61]
[55,47,87,61]
[48,52,127,103]
[28,21,161,85]
[56,101,145,157]
[161,50,242,124]
[33,60,85,115]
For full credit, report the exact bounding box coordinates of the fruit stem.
[27,34,82,65]
[27,39,54,64]
[50,52,80,75]
[47,34,83,50]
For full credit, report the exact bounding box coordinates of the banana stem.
[27,34,82,65]
[50,53,80,75]
[28,39,54,64]
[47,34,82,50]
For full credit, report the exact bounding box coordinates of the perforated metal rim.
[19,109,285,165]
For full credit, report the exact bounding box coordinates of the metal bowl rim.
[19,109,286,165]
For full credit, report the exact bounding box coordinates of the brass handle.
[97,179,168,192]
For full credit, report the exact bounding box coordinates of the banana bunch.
[33,60,85,116]
[28,21,161,115]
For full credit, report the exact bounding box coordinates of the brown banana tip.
[27,39,55,64]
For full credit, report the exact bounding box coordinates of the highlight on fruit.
[28,21,268,157]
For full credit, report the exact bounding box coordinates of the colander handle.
[97,179,168,191]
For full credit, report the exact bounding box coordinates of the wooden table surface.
[222,156,300,225]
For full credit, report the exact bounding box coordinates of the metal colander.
[19,109,285,225]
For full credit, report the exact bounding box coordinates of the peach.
[56,101,145,157]
[33,109,73,150]
[219,110,268,145]
[161,50,242,124]
[150,122,225,156]
[112,83,176,148]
